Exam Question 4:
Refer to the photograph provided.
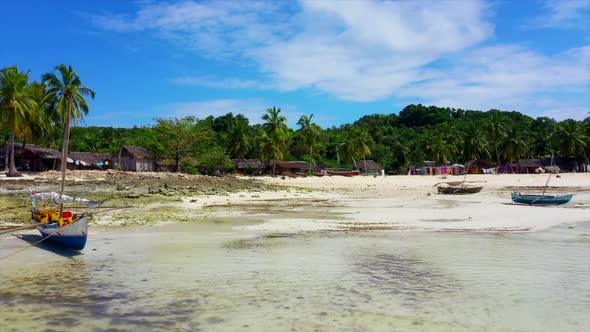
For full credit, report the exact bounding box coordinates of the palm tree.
[427,135,453,165]
[0,66,39,176]
[485,111,506,164]
[258,132,283,175]
[500,126,529,165]
[345,129,372,170]
[462,124,490,161]
[297,114,319,171]
[262,107,288,174]
[42,64,95,196]
[437,123,462,161]
[227,120,251,162]
[553,119,588,157]
[20,81,51,153]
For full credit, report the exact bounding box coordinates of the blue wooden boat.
[35,214,89,250]
[511,192,573,206]
[31,192,101,250]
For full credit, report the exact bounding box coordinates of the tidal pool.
[1,218,589,331]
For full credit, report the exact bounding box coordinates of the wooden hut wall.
[118,148,136,171]
[135,158,157,172]
[117,148,157,172]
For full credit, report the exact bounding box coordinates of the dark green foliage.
[2,71,588,174]
[197,146,234,174]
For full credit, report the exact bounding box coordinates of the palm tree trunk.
[174,152,180,173]
[272,154,277,176]
[7,128,18,176]
[309,145,313,171]
[4,145,8,172]
[59,98,73,217]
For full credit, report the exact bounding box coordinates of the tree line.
[2,65,589,175]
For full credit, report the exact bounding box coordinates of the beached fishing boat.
[510,157,573,206]
[27,66,99,250]
[326,169,360,176]
[434,160,484,195]
[31,192,101,250]
[511,192,573,206]
[438,186,483,194]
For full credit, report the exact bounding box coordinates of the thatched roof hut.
[517,159,542,174]
[0,144,61,171]
[467,159,498,169]
[68,152,111,170]
[115,146,157,172]
[541,156,578,172]
[357,160,382,173]
[232,159,265,170]
[269,160,313,174]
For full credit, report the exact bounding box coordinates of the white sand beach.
[218,173,590,233]
[1,172,589,233]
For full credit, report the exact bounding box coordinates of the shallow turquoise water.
[1,219,589,331]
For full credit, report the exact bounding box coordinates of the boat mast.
[541,152,555,197]
[58,97,72,217]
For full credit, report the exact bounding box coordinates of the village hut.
[466,159,498,174]
[517,159,542,174]
[357,160,382,173]
[115,146,157,172]
[0,144,61,171]
[231,159,266,174]
[155,160,176,173]
[269,160,313,175]
[68,152,111,170]
[541,156,578,172]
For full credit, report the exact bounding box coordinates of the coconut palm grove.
[1,64,588,176]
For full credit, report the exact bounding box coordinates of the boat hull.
[36,214,88,250]
[511,192,573,206]
[326,170,360,176]
[438,186,482,194]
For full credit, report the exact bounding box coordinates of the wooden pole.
[0,224,37,235]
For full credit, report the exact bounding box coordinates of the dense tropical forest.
[1,65,589,175]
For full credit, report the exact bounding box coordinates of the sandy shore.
[221,173,590,233]
[1,172,589,233]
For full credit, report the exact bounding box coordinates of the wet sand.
[1,172,589,232]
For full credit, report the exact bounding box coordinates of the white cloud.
[93,0,493,101]
[91,0,589,120]
[397,45,590,119]
[91,1,295,58]
[254,0,493,101]
[529,0,590,29]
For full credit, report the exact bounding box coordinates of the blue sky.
[1,0,589,128]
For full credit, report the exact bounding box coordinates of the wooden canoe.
[511,192,573,206]
[437,186,483,195]
[326,170,360,177]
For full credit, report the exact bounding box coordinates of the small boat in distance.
[511,192,573,206]
[511,155,574,206]
[325,169,360,176]
[438,186,483,194]
[435,160,483,195]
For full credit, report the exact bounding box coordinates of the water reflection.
[1,221,589,331]
[354,252,459,306]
